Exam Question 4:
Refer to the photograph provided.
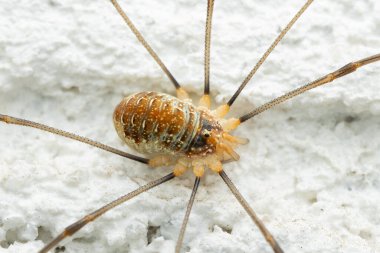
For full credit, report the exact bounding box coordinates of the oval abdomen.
[113,92,201,155]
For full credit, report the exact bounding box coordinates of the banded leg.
[109,0,188,99]
[0,114,148,164]
[214,0,313,118]
[39,173,175,253]
[175,177,201,253]
[219,171,283,253]
[239,53,380,123]
[199,0,215,109]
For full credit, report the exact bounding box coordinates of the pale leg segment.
[170,156,223,177]
[198,94,211,109]
[211,104,241,132]
[148,155,173,167]
[176,87,190,100]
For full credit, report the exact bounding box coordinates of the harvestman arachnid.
[1,0,379,252]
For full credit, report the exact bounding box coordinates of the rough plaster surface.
[0,0,379,252]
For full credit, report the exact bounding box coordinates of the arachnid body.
[114,91,244,177]
[1,1,380,253]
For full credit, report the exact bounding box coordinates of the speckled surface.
[0,0,379,253]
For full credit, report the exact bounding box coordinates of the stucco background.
[0,0,379,252]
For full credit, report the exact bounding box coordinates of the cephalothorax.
[0,0,379,253]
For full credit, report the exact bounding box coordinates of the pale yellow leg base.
[171,156,220,177]
[192,165,205,177]
[176,87,190,100]
[173,159,188,177]
[208,160,222,173]
[148,155,172,167]
[212,104,230,118]
[198,94,211,109]
[221,118,241,132]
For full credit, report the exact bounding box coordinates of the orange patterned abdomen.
[113,92,221,157]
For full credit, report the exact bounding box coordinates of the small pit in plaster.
[36,226,53,245]
[210,224,233,234]
[54,245,66,253]
[147,225,161,245]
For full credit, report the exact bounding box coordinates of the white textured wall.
[0,0,379,253]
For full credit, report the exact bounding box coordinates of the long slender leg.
[0,114,148,164]
[109,0,188,99]
[175,177,201,253]
[216,0,313,116]
[39,173,175,253]
[239,53,380,123]
[199,0,215,109]
[219,171,283,253]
